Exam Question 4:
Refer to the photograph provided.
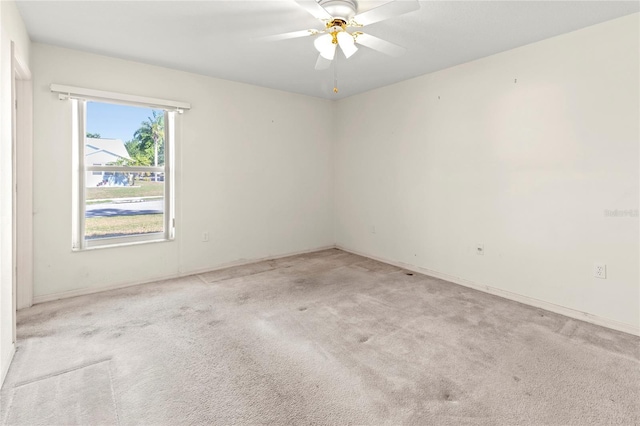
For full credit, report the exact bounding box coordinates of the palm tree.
[133,111,164,181]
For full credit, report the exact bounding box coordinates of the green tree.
[133,111,164,168]
[125,139,144,159]
[86,132,101,138]
[120,111,165,184]
[117,146,151,187]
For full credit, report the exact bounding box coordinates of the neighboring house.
[85,138,131,187]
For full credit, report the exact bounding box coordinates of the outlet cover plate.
[594,263,606,279]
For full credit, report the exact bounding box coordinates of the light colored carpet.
[1,249,638,425]
[4,359,118,425]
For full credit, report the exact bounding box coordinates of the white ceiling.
[16,1,639,99]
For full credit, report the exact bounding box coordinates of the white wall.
[0,0,31,384]
[334,14,639,329]
[32,44,334,299]
[0,0,29,64]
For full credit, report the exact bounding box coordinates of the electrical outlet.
[594,263,606,279]
[202,232,209,242]
[476,244,484,255]
[371,225,376,234]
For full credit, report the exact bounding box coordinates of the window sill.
[72,234,174,252]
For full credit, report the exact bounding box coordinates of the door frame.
[12,44,33,315]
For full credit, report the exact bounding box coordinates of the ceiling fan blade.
[354,33,406,57]
[294,0,332,20]
[352,0,420,26]
[315,54,332,70]
[258,29,320,42]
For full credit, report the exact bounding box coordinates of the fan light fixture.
[261,0,421,94]
[314,33,336,60]
[314,19,358,60]
[336,31,357,58]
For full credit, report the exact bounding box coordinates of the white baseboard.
[176,245,336,277]
[337,245,640,337]
[1,344,16,388]
[32,245,335,305]
[32,275,182,305]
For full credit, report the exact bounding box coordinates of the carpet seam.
[107,360,121,426]
[201,266,278,284]
[2,384,16,426]
[13,357,112,388]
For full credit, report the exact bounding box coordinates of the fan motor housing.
[319,0,357,20]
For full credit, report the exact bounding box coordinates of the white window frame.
[53,85,190,250]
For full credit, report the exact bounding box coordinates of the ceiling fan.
[262,0,420,71]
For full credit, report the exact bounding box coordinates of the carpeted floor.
[1,249,639,425]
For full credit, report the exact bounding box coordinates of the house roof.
[85,138,130,161]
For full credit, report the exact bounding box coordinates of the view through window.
[84,101,168,243]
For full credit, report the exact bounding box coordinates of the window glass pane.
[85,101,166,241]
[85,177,164,240]
[86,102,165,168]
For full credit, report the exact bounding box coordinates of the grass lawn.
[86,180,164,201]
[85,214,163,239]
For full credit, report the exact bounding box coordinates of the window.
[79,104,173,248]
[50,85,189,250]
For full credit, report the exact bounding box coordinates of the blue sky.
[86,102,160,142]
